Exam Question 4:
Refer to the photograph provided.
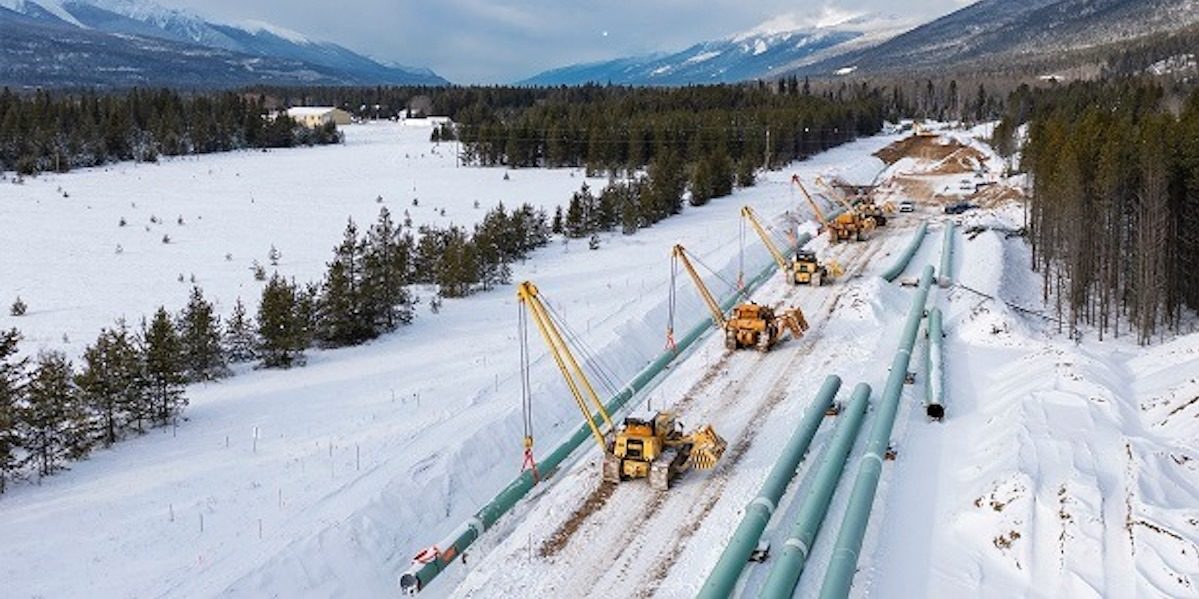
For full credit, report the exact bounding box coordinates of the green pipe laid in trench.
[398,232,817,593]
[819,265,935,599]
[758,382,872,599]
[696,375,842,599]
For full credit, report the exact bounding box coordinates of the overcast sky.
[151,0,974,83]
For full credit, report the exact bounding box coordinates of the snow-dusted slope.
[519,11,916,85]
[0,0,446,86]
[792,0,1199,76]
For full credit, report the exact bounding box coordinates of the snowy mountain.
[0,0,447,87]
[789,0,1199,77]
[519,12,916,86]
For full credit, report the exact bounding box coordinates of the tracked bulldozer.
[602,411,727,490]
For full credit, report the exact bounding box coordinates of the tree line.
[0,88,341,176]
[447,85,882,175]
[995,79,1199,343]
[0,201,554,490]
[0,287,226,491]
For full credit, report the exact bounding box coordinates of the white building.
[286,107,352,128]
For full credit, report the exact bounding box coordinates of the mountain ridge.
[0,0,447,87]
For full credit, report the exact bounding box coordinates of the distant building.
[286,107,352,128]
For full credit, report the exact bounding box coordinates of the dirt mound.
[970,183,1025,208]
[928,146,990,175]
[874,135,967,165]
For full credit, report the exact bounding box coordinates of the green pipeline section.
[880,221,928,283]
[938,222,955,287]
[818,265,935,599]
[758,382,872,599]
[398,231,816,593]
[924,308,945,420]
[696,375,842,599]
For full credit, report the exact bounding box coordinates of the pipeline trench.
[450,217,926,597]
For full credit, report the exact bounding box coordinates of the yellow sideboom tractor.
[670,244,808,352]
[740,205,841,286]
[516,281,727,491]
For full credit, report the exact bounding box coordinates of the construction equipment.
[792,174,872,243]
[740,205,839,286]
[670,244,808,352]
[516,281,727,491]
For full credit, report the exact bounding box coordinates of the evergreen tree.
[141,307,186,425]
[0,329,26,493]
[317,219,372,347]
[20,351,87,477]
[551,205,564,235]
[223,298,257,363]
[76,323,144,445]
[709,150,734,198]
[564,193,587,238]
[361,207,414,332]
[689,158,714,207]
[178,286,228,381]
[436,226,478,298]
[257,274,308,368]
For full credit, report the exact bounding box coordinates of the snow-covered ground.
[3,121,1197,599]
[0,122,607,358]
[0,121,903,597]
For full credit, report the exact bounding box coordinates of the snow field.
[0,122,907,598]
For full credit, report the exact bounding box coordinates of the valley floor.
[1,123,1196,598]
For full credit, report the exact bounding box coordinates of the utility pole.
[763,127,770,170]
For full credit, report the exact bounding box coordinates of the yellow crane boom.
[791,174,831,230]
[740,206,790,274]
[516,281,613,453]
[671,244,727,329]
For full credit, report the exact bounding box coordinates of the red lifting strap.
[665,328,677,352]
[413,546,440,564]
[521,446,540,482]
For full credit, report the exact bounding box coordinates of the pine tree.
[178,286,228,381]
[317,219,372,347]
[257,274,307,368]
[564,194,586,238]
[142,307,186,425]
[689,158,714,207]
[0,329,27,493]
[76,323,144,445]
[223,298,257,362]
[436,226,478,298]
[361,207,414,332]
[20,351,87,477]
[552,205,564,235]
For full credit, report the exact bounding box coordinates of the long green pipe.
[925,308,945,420]
[880,221,928,283]
[398,230,815,593]
[697,375,842,599]
[819,265,935,599]
[758,382,872,599]
[938,222,955,287]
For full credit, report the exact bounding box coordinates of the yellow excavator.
[791,174,872,243]
[670,244,808,351]
[740,206,841,286]
[517,281,727,490]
